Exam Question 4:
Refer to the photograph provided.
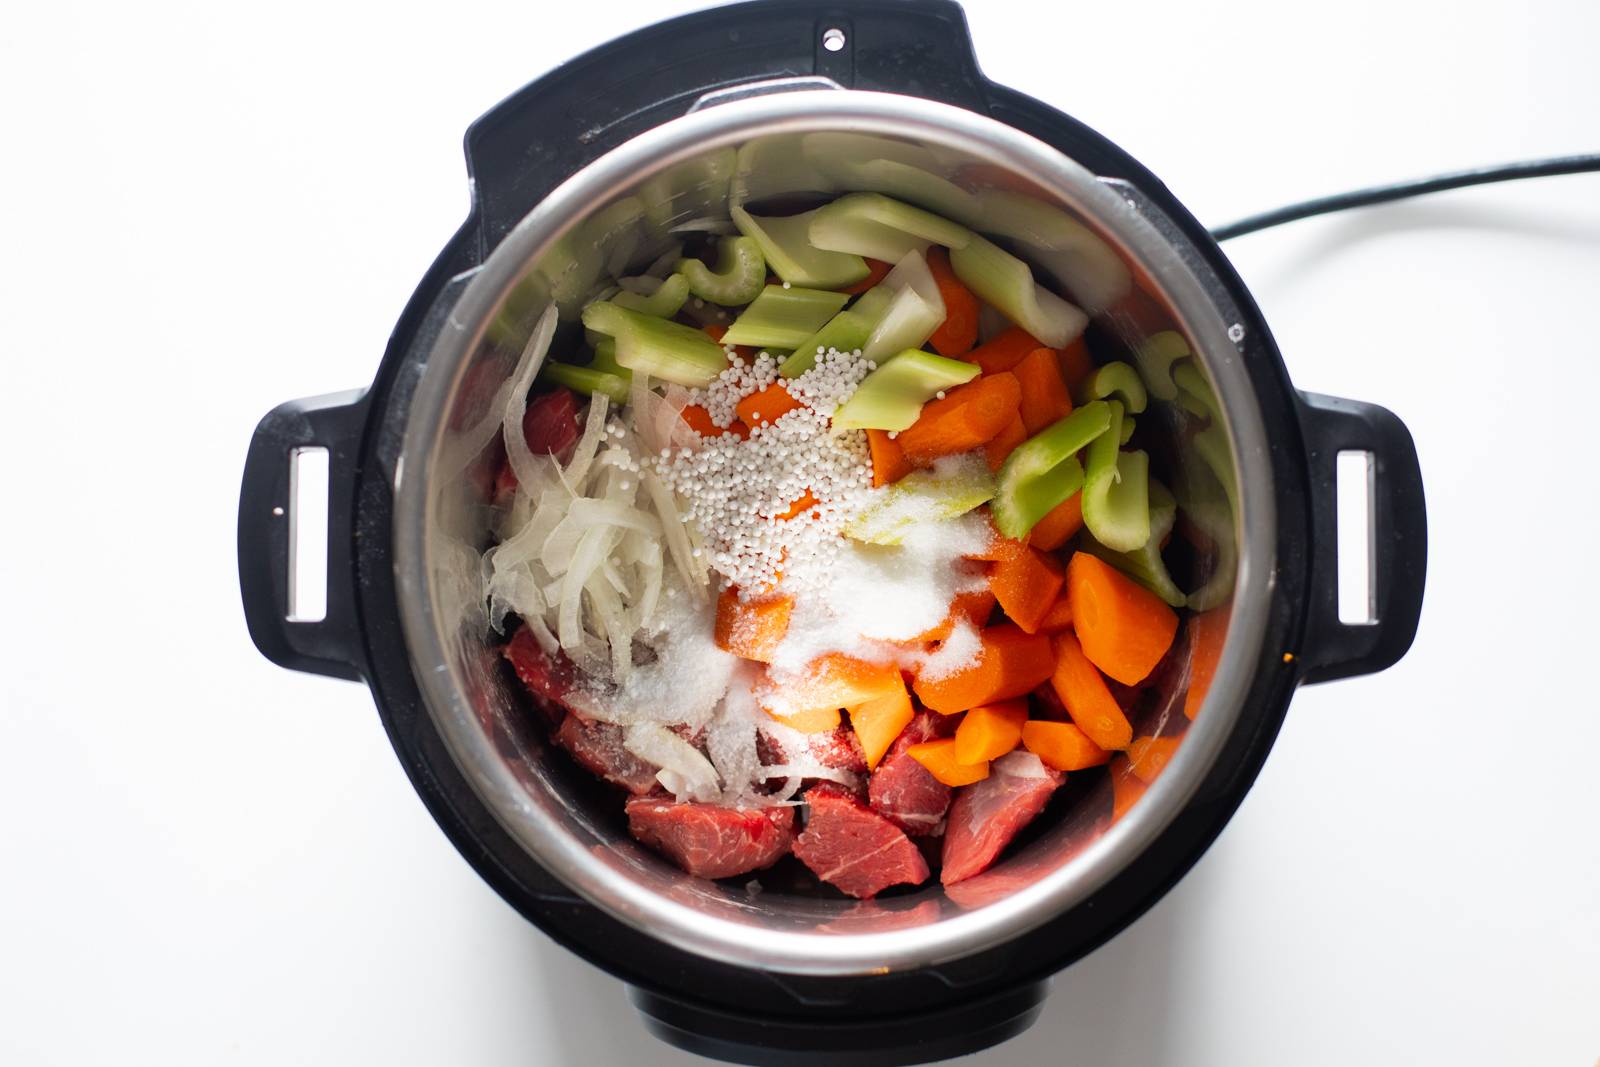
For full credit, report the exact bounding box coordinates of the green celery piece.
[612,273,689,318]
[590,337,626,377]
[1082,480,1186,607]
[675,236,765,306]
[731,204,869,290]
[1175,464,1237,612]
[639,148,736,231]
[722,285,849,349]
[1133,331,1190,401]
[779,308,876,378]
[949,235,1088,349]
[538,362,632,405]
[1080,401,1151,553]
[830,350,981,431]
[1077,360,1149,414]
[991,401,1112,539]
[860,250,946,364]
[802,133,979,222]
[807,193,974,263]
[973,189,1131,314]
[579,196,646,280]
[731,134,834,208]
[1171,361,1239,519]
[581,301,729,387]
[844,456,995,545]
[1119,415,1136,446]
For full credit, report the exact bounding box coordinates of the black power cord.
[1210,153,1600,241]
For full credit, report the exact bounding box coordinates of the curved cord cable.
[1211,153,1600,241]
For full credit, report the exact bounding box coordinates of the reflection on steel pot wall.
[238,3,1425,1064]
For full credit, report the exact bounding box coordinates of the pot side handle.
[238,390,370,682]
[1295,392,1427,683]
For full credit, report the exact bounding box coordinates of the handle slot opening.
[288,446,330,623]
[1336,449,1376,625]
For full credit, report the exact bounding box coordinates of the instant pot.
[238,2,1427,1063]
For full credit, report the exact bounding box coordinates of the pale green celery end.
[829,350,978,430]
[780,310,874,378]
[1088,361,1149,414]
[581,301,729,387]
[675,236,765,306]
[844,463,996,544]
[613,273,689,318]
[722,285,849,348]
[1133,331,1190,401]
[731,205,869,290]
[992,457,1084,540]
[1083,481,1185,606]
[539,363,633,405]
[1082,446,1152,553]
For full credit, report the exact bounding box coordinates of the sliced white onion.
[624,723,721,802]
[501,306,561,494]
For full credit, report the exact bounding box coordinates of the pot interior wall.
[420,125,1237,938]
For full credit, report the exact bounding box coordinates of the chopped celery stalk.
[974,189,1132,314]
[779,308,876,378]
[1078,360,1148,414]
[860,250,946,364]
[949,235,1088,349]
[1083,480,1186,607]
[1133,331,1190,401]
[802,133,980,222]
[539,362,632,405]
[731,135,833,207]
[1175,465,1236,612]
[807,193,974,262]
[612,273,689,318]
[675,236,765,306]
[1119,415,1136,446]
[991,401,1112,539]
[1172,361,1218,418]
[831,350,981,431]
[731,204,869,289]
[1171,361,1238,517]
[722,285,849,349]
[639,148,736,231]
[590,337,626,377]
[581,301,729,387]
[844,455,995,545]
[579,196,646,280]
[851,284,896,323]
[1081,401,1151,553]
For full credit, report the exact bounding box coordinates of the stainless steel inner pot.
[393,89,1273,976]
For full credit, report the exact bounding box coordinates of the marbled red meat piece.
[941,755,1064,885]
[868,711,953,836]
[792,782,930,899]
[495,387,583,501]
[502,625,575,725]
[552,714,660,796]
[625,798,796,879]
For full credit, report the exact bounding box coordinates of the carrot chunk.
[907,738,991,786]
[777,490,819,521]
[760,654,903,720]
[1066,552,1179,686]
[1036,596,1074,633]
[895,372,1021,464]
[1126,736,1182,783]
[953,699,1028,764]
[914,588,998,643]
[713,587,793,662]
[1027,494,1084,551]
[1109,754,1148,821]
[769,705,842,733]
[1049,632,1132,750]
[1021,720,1111,771]
[988,545,1065,634]
[840,258,892,295]
[848,677,915,770]
[984,415,1028,472]
[1057,336,1095,391]
[1014,346,1073,435]
[968,326,1044,375]
[925,247,980,357]
[702,324,728,343]
[737,383,805,429]
[913,623,1056,714]
[866,428,912,487]
[1183,605,1231,720]
[681,403,747,439]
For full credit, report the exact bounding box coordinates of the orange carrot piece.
[1110,754,1148,821]
[988,545,1065,634]
[925,246,980,357]
[1021,720,1111,771]
[769,705,843,733]
[1036,596,1074,633]
[896,372,1021,464]
[907,738,991,787]
[737,383,804,429]
[1066,552,1179,686]
[761,655,904,720]
[866,428,912,487]
[848,678,915,770]
[1014,347,1074,435]
[966,524,1026,563]
[713,587,793,662]
[1027,494,1084,551]
[777,490,819,521]
[1049,632,1132,750]
[702,324,728,343]
[1126,736,1182,783]
[984,415,1028,473]
[953,699,1028,764]
[841,258,893,295]
[681,403,747,440]
[1183,605,1232,720]
[1057,337,1094,391]
[968,326,1044,375]
[913,623,1056,714]
[914,588,998,643]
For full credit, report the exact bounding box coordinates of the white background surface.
[3,1,1597,1063]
